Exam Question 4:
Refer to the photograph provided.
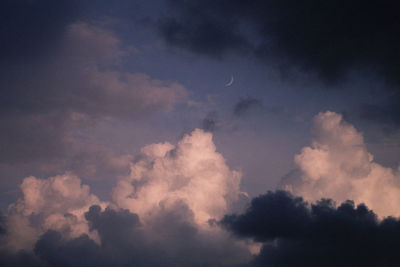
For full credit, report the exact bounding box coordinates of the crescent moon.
[225,75,234,86]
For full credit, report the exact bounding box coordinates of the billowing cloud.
[281,111,400,217]
[222,190,400,266]
[2,114,400,266]
[5,173,106,251]
[113,128,247,225]
[30,203,251,267]
[0,129,252,266]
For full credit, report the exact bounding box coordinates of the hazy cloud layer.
[222,190,400,266]
[281,111,400,217]
[0,21,186,168]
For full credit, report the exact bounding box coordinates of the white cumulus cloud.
[281,111,400,217]
[3,129,249,261]
[112,129,246,225]
[6,173,106,251]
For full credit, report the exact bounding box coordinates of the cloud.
[0,129,252,266]
[233,97,262,117]
[1,21,186,119]
[0,21,187,167]
[112,128,247,225]
[202,111,219,132]
[280,111,400,217]
[31,203,251,267]
[5,173,106,251]
[3,115,400,266]
[157,0,400,129]
[157,0,250,58]
[66,146,133,181]
[158,0,400,85]
[222,190,400,266]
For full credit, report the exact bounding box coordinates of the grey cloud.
[0,204,252,266]
[158,0,400,85]
[0,250,41,267]
[222,190,400,266]
[0,21,186,166]
[202,111,219,132]
[158,0,250,58]
[7,190,400,266]
[233,97,262,117]
[66,147,132,181]
[157,0,400,128]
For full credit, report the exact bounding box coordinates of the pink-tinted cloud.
[112,129,247,225]
[282,111,400,217]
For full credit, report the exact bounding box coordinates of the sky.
[1,0,400,266]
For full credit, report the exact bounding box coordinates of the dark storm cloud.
[158,0,400,128]
[0,211,42,267]
[0,204,250,266]
[157,0,250,57]
[33,206,161,267]
[31,206,183,266]
[222,190,400,267]
[0,250,41,267]
[159,0,400,84]
[233,97,262,117]
[0,212,7,235]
